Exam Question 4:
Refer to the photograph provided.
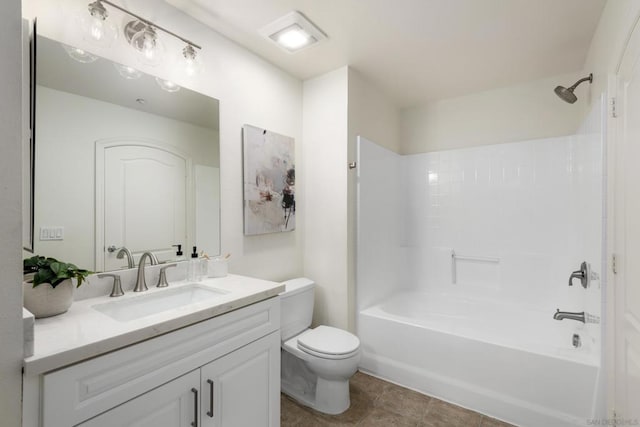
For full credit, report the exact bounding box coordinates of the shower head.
[554,73,593,104]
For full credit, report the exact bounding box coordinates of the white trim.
[94,137,193,271]
[610,13,640,419]
[616,13,640,74]
[605,73,618,423]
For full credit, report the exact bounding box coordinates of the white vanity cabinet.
[79,333,279,427]
[24,297,281,427]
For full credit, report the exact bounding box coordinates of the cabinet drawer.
[42,297,279,427]
[78,370,200,427]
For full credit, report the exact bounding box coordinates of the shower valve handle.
[568,261,589,288]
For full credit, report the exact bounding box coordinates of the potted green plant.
[23,256,92,318]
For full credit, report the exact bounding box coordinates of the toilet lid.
[297,326,360,356]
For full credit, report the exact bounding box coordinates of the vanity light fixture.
[82,0,118,47]
[81,0,202,73]
[113,62,142,79]
[259,11,327,53]
[126,21,164,66]
[182,44,203,76]
[155,77,181,93]
[62,44,98,63]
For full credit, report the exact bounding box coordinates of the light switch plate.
[39,226,64,241]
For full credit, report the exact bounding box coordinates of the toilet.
[279,278,361,415]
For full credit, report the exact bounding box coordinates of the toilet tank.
[280,278,315,341]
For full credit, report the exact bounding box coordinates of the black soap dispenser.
[172,244,185,262]
[188,246,199,281]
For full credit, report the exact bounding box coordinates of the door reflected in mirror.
[34,35,220,272]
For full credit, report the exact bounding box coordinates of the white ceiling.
[167,0,606,107]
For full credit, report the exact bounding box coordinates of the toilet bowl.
[280,278,361,415]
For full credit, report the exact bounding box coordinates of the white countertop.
[24,274,284,375]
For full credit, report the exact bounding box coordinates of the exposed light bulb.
[130,24,164,66]
[142,32,155,58]
[90,19,105,40]
[113,63,142,79]
[82,0,117,47]
[182,44,203,77]
[62,44,98,63]
[155,77,180,93]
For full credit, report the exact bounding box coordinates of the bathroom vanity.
[22,275,284,427]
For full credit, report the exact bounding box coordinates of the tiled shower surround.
[358,129,602,315]
[404,135,602,308]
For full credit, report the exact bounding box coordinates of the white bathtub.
[358,291,600,427]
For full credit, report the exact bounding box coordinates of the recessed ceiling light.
[259,11,326,53]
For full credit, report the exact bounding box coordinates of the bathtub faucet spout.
[554,309,600,324]
[553,309,585,323]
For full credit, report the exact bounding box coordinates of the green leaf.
[23,255,92,289]
[50,262,62,275]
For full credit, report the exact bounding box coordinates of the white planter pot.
[23,278,74,318]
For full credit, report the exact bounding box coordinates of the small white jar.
[207,257,228,278]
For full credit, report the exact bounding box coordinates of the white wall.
[348,69,400,154]
[302,67,349,330]
[302,67,399,331]
[400,72,584,154]
[0,0,24,425]
[24,0,304,282]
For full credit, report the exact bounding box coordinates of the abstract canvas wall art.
[242,125,295,235]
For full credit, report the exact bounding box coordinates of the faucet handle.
[568,261,590,288]
[157,263,177,288]
[98,273,124,297]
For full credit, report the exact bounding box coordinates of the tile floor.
[281,371,515,427]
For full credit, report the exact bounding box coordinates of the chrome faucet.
[553,309,600,324]
[133,251,159,292]
[553,309,585,323]
[116,247,135,269]
[157,263,177,288]
[98,273,124,297]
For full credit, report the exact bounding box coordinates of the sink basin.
[92,284,229,322]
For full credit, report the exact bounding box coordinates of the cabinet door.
[200,332,280,427]
[79,370,200,427]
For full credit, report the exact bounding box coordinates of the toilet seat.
[297,326,360,360]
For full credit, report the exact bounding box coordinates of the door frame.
[608,12,640,419]
[94,138,193,271]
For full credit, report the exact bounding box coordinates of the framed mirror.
[33,35,220,272]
